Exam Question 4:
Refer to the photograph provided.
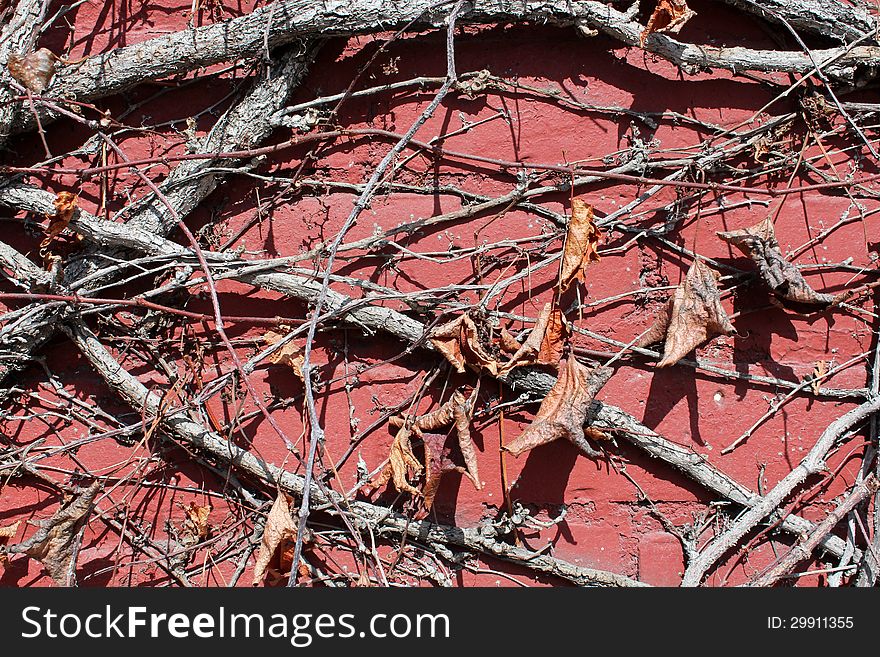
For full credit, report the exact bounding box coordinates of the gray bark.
[0,189,854,562]
[11,0,878,137]
[0,0,49,144]
[66,319,646,587]
[0,45,317,396]
[716,0,877,44]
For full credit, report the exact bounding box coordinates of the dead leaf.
[637,258,735,367]
[429,313,502,375]
[372,390,481,506]
[717,218,838,312]
[0,520,20,571]
[537,305,570,364]
[810,361,828,395]
[499,302,571,375]
[504,359,613,457]
[498,328,522,354]
[7,481,100,585]
[431,306,570,377]
[584,426,611,442]
[41,191,78,250]
[263,329,305,381]
[405,390,480,491]
[7,48,58,93]
[800,90,836,132]
[253,492,298,585]
[641,0,697,46]
[559,199,601,292]
[753,134,772,164]
[450,392,480,491]
[369,425,423,498]
[180,502,211,545]
[421,432,467,510]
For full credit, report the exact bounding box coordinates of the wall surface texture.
[0,0,878,588]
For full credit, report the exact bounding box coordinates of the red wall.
[1,0,876,587]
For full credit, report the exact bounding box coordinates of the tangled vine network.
[1,0,880,588]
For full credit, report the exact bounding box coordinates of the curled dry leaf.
[638,258,735,367]
[253,492,299,585]
[640,0,697,46]
[405,389,480,492]
[7,481,100,585]
[41,192,78,250]
[263,329,305,381]
[369,425,423,498]
[180,502,211,545]
[810,360,828,396]
[372,389,481,507]
[0,520,21,571]
[450,391,481,491]
[504,359,613,458]
[430,304,569,377]
[559,199,601,292]
[500,302,570,375]
[7,48,58,93]
[497,327,522,354]
[717,218,839,312]
[429,313,500,375]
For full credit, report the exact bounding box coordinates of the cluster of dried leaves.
[369,197,613,506]
[366,193,850,508]
[0,0,862,586]
[370,389,479,512]
[637,217,849,368]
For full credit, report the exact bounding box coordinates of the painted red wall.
[0,0,876,587]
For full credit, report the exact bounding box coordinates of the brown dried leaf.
[810,360,828,395]
[498,328,522,354]
[537,305,570,365]
[7,48,58,93]
[263,329,305,381]
[181,502,211,544]
[450,391,481,490]
[504,359,613,457]
[393,390,481,492]
[499,302,571,375]
[378,390,481,505]
[640,0,697,47]
[421,432,467,511]
[40,191,78,249]
[10,481,100,585]
[717,218,837,312]
[584,426,611,442]
[0,520,20,571]
[0,520,19,542]
[429,313,501,375]
[638,258,735,367]
[559,199,601,292]
[253,492,297,585]
[369,425,422,498]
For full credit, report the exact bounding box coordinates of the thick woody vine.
[0,0,878,588]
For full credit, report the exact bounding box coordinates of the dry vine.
[1,0,879,588]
